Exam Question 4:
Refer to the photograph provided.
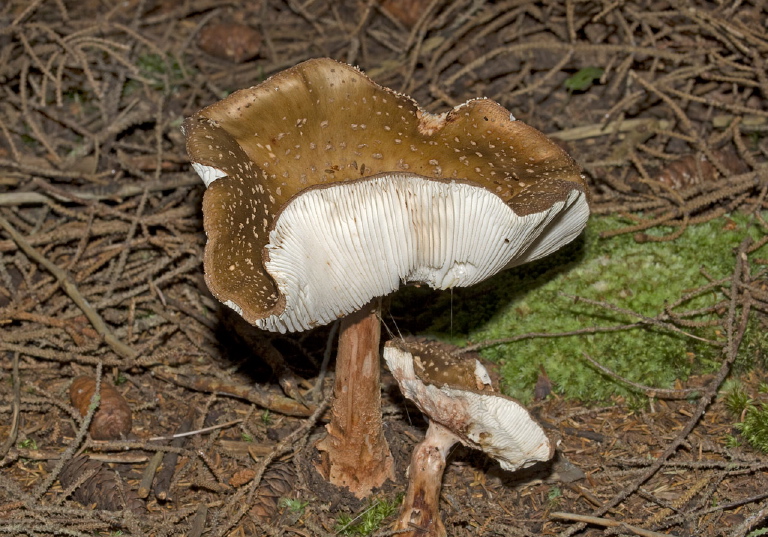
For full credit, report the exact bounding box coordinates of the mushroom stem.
[395,422,458,537]
[316,299,394,497]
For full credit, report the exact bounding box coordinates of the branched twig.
[214,393,333,537]
[0,214,139,362]
[580,352,701,400]
[458,323,646,353]
[559,293,721,345]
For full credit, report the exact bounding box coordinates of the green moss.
[335,495,402,536]
[18,438,37,450]
[261,410,272,425]
[723,380,753,416]
[737,317,768,373]
[413,213,767,403]
[724,380,768,454]
[279,497,309,514]
[736,404,768,453]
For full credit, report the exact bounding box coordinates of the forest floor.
[1,1,768,536]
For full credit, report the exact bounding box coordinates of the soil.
[1,1,767,536]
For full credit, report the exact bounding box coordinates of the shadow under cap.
[183,57,588,330]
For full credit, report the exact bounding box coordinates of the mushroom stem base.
[395,424,453,537]
[315,300,394,498]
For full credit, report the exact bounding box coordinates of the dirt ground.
[1,0,768,536]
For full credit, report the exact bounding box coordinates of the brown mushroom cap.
[399,337,494,391]
[184,58,589,332]
[383,340,553,471]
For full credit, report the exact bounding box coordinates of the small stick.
[148,418,243,442]
[8,449,149,463]
[0,353,20,458]
[154,407,196,502]
[550,118,672,142]
[560,293,721,345]
[189,503,208,537]
[138,451,164,499]
[458,323,645,353]
[550,512,679,537]
[153,366,315,417]
[306,320,339,402]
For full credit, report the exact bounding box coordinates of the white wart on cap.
[184,58,589,333]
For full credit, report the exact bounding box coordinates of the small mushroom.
[183,58,587,497]
[383,339,553,537]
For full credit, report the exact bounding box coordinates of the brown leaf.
[229,468,256,487]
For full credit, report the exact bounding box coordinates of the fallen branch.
[153,366,315,417]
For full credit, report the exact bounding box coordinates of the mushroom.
[182,57,588,497]
[383,339,553,537]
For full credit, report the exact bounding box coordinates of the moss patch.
[411,213,767,404]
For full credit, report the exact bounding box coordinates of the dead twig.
[152,366,315,418]
[580,352,701,400]
[0,353,21,458]
[551,512,678,537]
[458,323,645,353]
[151,406,197,501]
[559,293,722,345]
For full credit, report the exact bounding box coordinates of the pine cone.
[69,376,132,440]
[249,463,296,521]
[59,455,145,514]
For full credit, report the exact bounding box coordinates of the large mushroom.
[383,339,553,537]
[183,57,588,497]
